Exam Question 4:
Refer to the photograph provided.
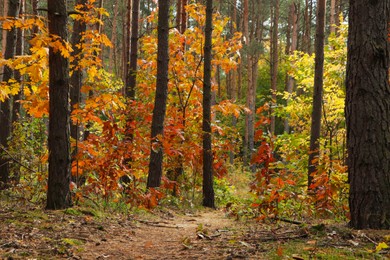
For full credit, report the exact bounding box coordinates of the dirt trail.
[2,205,389,259]
[79,209,243,259]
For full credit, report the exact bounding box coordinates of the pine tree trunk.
[147,0,170,188]
[176,0,182,31]
[330,0,336,34]
[270,0,279,135]
[126,0,139,99]
[0,0,20,190]
[12,0,24,124]
[285,1,298,133]
[303,0,312,53]
[109,0,118,73]
[202,0,215,208]
[307,0,326,189]
[46,0,71,209]
[70,0,87,187]
[346,0,390,229]
[180,0,187,34]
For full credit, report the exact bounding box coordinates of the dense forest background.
[0,0,389,233]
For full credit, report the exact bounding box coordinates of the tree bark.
[329,0,336,34]
[346,0,390,229]
[285,1,298,133]
[126,0,139,99]
[202,0,215,208]
[46,0,72,209]
[180,0,187,34]
[70,0,87,187]
[270,0,279,135]
[0,0,20,190]
[147,0,170,188]
[12,0,24,124]
[307,0,326,189]
[108,0,118,73]
[176,0,182,31]
[303,0,312,53]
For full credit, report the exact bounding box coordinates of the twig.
[0,144,36,173]
[245,231,308,242]
[275,217,303,225]
[136,219,181,229]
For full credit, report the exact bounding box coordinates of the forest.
[0,0,389,259]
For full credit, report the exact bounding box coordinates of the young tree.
[0,0,20,190]
[202,0,215,208]
[307,0,326,189]
[46,0,72,209]
[346,0,390,229]
[147,0,170,188]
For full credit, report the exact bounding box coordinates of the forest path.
[78,208,248,259]
[1,203,388,259]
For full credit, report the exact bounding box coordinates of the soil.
[0,204,389,260]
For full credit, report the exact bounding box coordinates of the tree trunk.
[242,0,250,166]
[12,0,24,124]
[180,0,187,34]
[307,0,326,189]
[346,0,390,229]
[147,0,170,188]
[270,0,279,135]
[202,0,215,208]
[46,0,72,209]
[70,0,87,187]
[303,0,312,53]
[126,0,139,99]
[31,0,39,35]
[1,0,8,61]
[329,0,336,34]
[176,0,181,31]
[284,1,298,133]
[123,0,131,85]
[0,0,20,190]
[109,0,118,73]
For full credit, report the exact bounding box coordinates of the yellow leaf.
[375,242,389,252]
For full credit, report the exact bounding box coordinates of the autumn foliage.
[0,2,350,220]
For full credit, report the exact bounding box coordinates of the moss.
[61,238,84,246]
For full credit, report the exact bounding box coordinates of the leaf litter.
[0,204,389,259]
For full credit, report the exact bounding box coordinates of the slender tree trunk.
[202,0,215,208]
[285,1,298,133]
[70,0,87,187]
[176,0,181,30]
[243,0,250,166]
[126,0,139,99]
[109,0,119,73]
[346,0,390,229]
[307,0,326,189]
[0,0,20,190]
[270,0,279,135]
[330,0,336,34]
[122,0,140,183]
[123,0,131,85]
[31,0,39,35]
[12,0,24,124]
[46,0,71,209]
[1,0,8,61]
[180,0,187,34]
[97,0,104,65]
[303,0,312,53]
[147,0,170,188]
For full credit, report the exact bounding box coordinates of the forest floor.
[0,200,390,260]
